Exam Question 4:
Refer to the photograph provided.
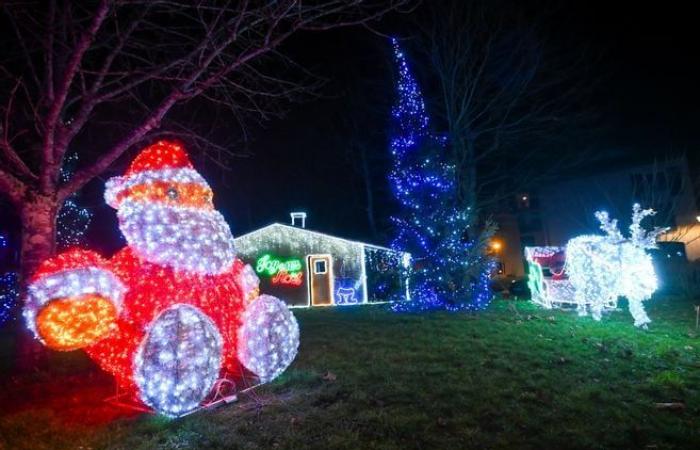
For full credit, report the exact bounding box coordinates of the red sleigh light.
[24,140,300,417]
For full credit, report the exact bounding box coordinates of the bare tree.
[411,0,592,214]
[0,0,410,284]
[630,157,692,227]
[336,75,391,240]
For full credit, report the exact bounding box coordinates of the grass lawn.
[1,296,699,449]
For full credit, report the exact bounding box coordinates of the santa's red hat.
[105,140,211,209]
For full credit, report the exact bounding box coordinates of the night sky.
[218,1,700,243]
[6,0,698,257]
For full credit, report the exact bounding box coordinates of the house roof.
[234,222,407,255]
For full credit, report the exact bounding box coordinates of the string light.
[237,295,299,383]
[234,224,411,306]
[527,205,667,327]
[57,153,91,249]
[335,287,358,304]
[0,272,18,326]
[134,304,223,417]
[388,38,493,312]
[524,246,578,309]
[24,141,300,416]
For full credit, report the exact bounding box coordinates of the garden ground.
[1,296,699,449]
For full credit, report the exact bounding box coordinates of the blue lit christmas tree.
[0,233,17,326]
[388,38,494,312]
[0,272,18,326]
[57,153,91,249]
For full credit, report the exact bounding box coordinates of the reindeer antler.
[594,210,624,242]
[628,203,670,249]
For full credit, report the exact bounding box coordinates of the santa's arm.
[24,249,127,351]
[236,263,260,303]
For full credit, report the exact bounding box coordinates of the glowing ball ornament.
[134,304,223,417]
[24,140,300,416]
[565,204,668,327]
[237,295,299,382]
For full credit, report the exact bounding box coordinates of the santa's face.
[117,197,236,275]
[104,141,238,275]
[106,165,237,275]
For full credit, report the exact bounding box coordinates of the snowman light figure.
[24,140,300,417]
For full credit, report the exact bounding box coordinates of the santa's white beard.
[117,200,236,275]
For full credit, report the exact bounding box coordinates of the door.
[307,254,333,306]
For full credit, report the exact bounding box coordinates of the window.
[496,262,505,275]
[314,260,327,274]
[517,193,530,209]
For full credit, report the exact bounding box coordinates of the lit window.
[314,260,327,274]
[518,194,531,209]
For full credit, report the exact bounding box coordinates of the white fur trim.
[105,168,210,208]
[24,267,127,339]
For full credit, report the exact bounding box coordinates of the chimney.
[290,211,307,228]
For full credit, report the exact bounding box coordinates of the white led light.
[24,266,126,339]
[237,295,299,382]
[134,304,222,417]
[117,199,236,275]
[527,205,668,326]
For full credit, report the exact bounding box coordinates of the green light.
[527,261,544,301]
[256,254,303,277]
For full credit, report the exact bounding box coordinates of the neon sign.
[334,278,360,305]
[335,287,357,305]
[256,254,303,287]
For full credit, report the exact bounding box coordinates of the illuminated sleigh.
[524,246,617,310]
[525,206,666,327]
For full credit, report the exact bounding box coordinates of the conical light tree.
[56,153,91,249]
[388,38,494,311]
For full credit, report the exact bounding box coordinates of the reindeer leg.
[590,301,603,321]
[575,291,587,317]
[628,298,651,328]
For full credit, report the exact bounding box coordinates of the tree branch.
[40,0,110,193]
[0,167,27,206]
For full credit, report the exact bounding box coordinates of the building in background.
[234,213,411,307]
[494,156,700,278]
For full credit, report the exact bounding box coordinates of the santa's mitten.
[25,249,126,351]
[237,295,299,382]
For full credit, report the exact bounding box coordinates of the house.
[234,213,411,308]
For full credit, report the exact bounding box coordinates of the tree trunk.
[14,194,59,371]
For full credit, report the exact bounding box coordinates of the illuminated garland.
[24,141,300,416]
[388,38,493,312]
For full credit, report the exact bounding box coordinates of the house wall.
[364,246,410,302]
[493,212,526,278]
[234,224,365,307]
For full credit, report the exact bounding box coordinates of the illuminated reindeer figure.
[565,204,668,327]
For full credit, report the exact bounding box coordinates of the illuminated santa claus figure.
[24,140,299,417]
